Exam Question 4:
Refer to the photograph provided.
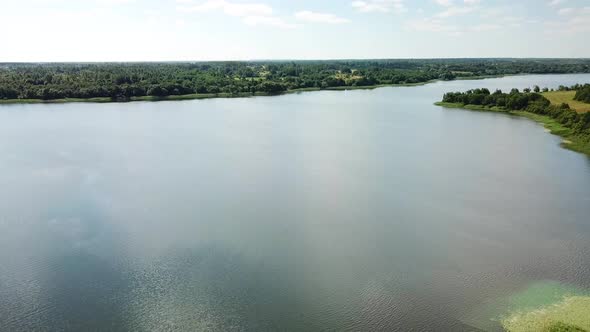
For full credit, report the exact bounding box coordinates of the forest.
[1,59,590,101]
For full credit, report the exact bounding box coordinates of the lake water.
[1,74,590,331]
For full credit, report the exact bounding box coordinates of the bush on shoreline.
[574,84,590,103]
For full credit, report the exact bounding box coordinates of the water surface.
[1,74,590,331]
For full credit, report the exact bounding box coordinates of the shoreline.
[501,295,590,332]
[435,102,590,157]
[0,75,513,105]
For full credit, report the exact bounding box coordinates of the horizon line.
[2,57,590,64]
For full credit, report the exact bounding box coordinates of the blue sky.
[1,0,589,61]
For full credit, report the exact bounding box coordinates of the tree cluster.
[442,88,551,110]
[574,84,590,103]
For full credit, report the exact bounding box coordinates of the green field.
[542,91,590,113]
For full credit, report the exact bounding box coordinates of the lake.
[1,74,590,331]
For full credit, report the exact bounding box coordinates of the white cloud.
[351,0,407,14]
[406,17,461,34]
[471,23,501,31]
[480,7,539,28]
[405,0,484,36]
[545,6,590,33]
[434,0,453,6]
[548,0,566,6]
[177,0,298,29]
[178,0,273,17]
[294,11,350,24]
[558,7,574,15]
[242,15,297,29]
[95,0,136,4]
[480,5,537,25]
[435,6,476,18]
[406,17,502,35]
[407,1,513,35]
[434,0,482,7]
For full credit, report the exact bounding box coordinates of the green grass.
[434,101,508,112]
[513,111,590,155]
[435,102,590,156]
[0,92,270,104]
[471,280,590,332]
[547,322,587,332]
[0,97,114,104]
[542,91,590,113]
[502,296,590,332]
[454,74,513,80]
[287,87,322,93]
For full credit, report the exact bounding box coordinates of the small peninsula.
[436,84,590,156]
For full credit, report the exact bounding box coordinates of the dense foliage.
[442,88,590,142]
[1,59,590,101]
[442,88,551,110]
[574,84,590,103]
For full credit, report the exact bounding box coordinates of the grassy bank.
[0,92,267,104]
[435,102,590,156]
[542,90,590,113]
[502,296,590,332]
[434,102,506,112]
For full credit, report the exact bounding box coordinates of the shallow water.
[1,74,590,331]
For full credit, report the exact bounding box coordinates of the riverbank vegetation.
[437,86,590,155]
[501,296,590,332]
[1,59,590,103]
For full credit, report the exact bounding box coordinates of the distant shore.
[0,75,510,105]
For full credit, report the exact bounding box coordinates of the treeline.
[441,88,590,142]
[442,88,551,110]
[1,59,590,101]
[574,84,590,103]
